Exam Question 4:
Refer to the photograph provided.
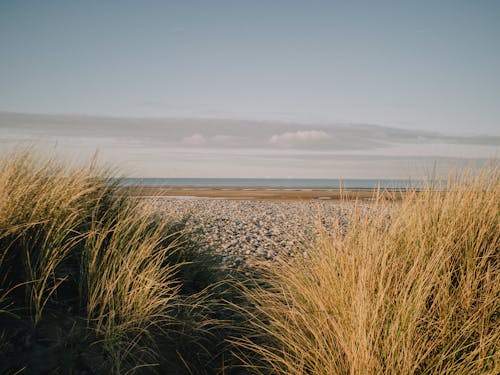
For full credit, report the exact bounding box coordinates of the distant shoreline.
[119,177,423,190]
[126,185,413,201]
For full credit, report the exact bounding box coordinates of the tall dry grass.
[0,150,254,374]
[237,166,499,374]
[0,151,182,373]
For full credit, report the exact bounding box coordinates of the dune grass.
[0,151,248,374]
[0,152,180,373]
[1,150,497,374]
[236,166,499,374]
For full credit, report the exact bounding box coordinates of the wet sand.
[127,186,407,201]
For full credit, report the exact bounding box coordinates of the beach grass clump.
[237,166,499,374]
[0,151,246,374]
[0,151,180,373]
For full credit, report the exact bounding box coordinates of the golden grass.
[2,149,498,374]
[236,166,499,374]
[0,151,182,373]
[0,150,257,374]
[83,203,182,372]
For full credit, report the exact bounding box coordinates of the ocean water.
[120,178,423,189]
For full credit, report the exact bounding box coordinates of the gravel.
[148,198,362,268]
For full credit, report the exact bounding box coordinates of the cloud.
[182,133,206,146]
[269,130,332,146]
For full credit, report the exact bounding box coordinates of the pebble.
[147,198,373,268]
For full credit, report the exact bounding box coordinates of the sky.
[0,1,499,178]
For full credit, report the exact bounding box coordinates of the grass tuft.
[236,165,499,374]
[0,150,249,374]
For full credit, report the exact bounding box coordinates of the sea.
[120,178,425,189]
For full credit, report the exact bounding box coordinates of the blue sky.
[0,1,498,177]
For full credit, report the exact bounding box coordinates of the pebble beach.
[151,198,364,268]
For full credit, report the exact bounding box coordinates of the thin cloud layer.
[0,112,497,178]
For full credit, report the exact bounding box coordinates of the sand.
[128,185,406,201]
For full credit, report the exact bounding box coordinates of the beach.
[129,185,405,201]
[2,153,496,374]
[151,197,375,269]
[137,185,400,269]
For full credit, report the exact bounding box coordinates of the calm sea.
[120,178,423,189]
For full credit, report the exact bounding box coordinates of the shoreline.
[127,185,409,201]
